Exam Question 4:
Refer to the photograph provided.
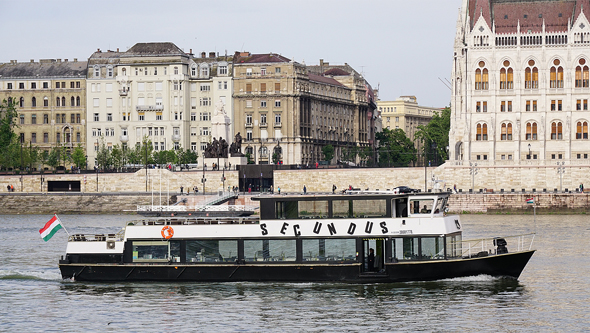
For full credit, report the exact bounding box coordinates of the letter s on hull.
[260,223,268,235]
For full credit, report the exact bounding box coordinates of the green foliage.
[376,128,417,167]
[0,99,18,151]
[71,145,87,169]
[96,139,110,170]
[272,152,280,164]
[341,146,359,164]
[415,106,451,164]
[110,144,124,170]
[176,148,198,165]
[246,152,254,164]
[322,144,335,164]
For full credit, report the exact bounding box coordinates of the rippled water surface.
[1,214,589,332]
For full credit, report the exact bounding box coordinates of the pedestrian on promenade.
[277,186,281,194]
[580,183,584,193]
[180,186,184,194]
[248,184,252,194]
[270,185,274,194]
[303,185,307,194]
[332,184,337,194]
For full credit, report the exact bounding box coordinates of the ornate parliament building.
[450,0,590,167]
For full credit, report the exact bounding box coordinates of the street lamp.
[96,138,99,192]
[469,162,478,192]
[39,163,44,192]
[557,161,566,192]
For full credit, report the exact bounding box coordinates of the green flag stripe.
[42,224,63,242]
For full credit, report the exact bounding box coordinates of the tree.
[71,144,87,169]
[415,106,451,165]
[322,144,335,164]
[110,144,123,170]
[96,139,111,171]
[0,99,18,151]
[376,128,417,167]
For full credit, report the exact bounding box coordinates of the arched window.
[191,65,197,77]
[43,97,48,107]
[475,61,489,90]
[550,59,564,88]
[61,96,66,107]
[525,59,539,89]
[501,123,513,140]
[56,97,60,107]
[500,60,513,89]
[575,58,589,88]
[476,123,487,140]
[577,121,589,139]
[526,122,538,140]
[19,97,24,107]
[551,121,563,140]
[76,96,80,106]
[32,97,36,107]
[71,96,75,106]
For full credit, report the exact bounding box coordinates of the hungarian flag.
[39,215,63,242]
[526,198,534,204]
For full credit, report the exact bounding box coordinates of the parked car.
[393,186,419,194]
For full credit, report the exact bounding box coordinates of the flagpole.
[533,196,537,234]
[56,214,71,236]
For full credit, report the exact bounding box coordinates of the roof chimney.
[201,52,206,58]
[209,52,215,58]
[57,59,61,63]
[189,48,193,55]
[117,48,119,52]
[74,58,77,62]
[30,59,34,63]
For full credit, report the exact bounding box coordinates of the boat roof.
[252,191,451,202]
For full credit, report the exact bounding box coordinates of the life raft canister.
[161,226,174,239]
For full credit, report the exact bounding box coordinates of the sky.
[0,0,462,108]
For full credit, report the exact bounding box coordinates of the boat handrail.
[126,216,260,226]
[447,233,536,259]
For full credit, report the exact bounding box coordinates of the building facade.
[86,43,232,166]
[0,59,87,162]
[232,53,376,165]
[450,0,590,166]
[378,96,439,161]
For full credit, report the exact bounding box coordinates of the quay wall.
[0,192,588,215]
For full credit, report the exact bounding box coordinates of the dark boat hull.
[59,250,535,283]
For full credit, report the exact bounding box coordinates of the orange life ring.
[161,226,174,239]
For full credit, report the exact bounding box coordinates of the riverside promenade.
[1,190,589,215]
[1,167,589,214]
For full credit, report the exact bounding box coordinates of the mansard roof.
[469,0,590,34]
[308,73,345,86]
[0,60,88,78]
[322,68,350,76]
[123,42,187,57]
[235,53,291,64]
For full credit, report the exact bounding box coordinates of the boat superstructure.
[59,191,535,282]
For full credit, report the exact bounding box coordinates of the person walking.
[303,185,307,194]
[180,186,184,194]
[277,186,281,194]
[332,184,337,194]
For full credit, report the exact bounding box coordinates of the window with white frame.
[191,113,197,121]
[107,113,112,121]
[94,113,99,121]
[200,84,210,91]
[246,100,252,108]
[261,114,267,125]
[275,100,281,107]
[200,64,209,77]
[275,113,281,125]
[219,65,227,75]
[261,100,267,108]
[246,129,252,141]
[106,98,113,107]
[107,66,113,78]
[191,142,197,151]
[94,66,100,77]
[201,142,207,151]
[200,127,209,136]
[191,127,197,136]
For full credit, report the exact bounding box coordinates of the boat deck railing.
[128,216,261,226]
[448,233,536,259]
[68,230,125,242]
[136,205,257,212]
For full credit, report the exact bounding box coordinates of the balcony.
[120,135,129,143]
[172,134,181,142]
[119,89,128,96]
[136,105,164,111]
[274,122,282,128]
[246,123,253,128]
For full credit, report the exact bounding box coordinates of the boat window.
[433,197,448,215]
[301,238,356,262]
[333,199,387,218]
[393,198,408,217]
[392,237,419,260]
[132,241,169,262]
[186,240,237,263]
[409,199,435,215]
[244,239,296,262]
[297,200,329,219]
[421,237,445,259]
[446,233,463,259]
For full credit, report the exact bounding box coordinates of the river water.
[0,214,589,332]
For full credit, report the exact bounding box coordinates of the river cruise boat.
[59,191,535,282]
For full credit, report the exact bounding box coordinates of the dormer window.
[200,64,209,77]
[94,66,100,78]
[107,65,113,78]
[191,65,196,77]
